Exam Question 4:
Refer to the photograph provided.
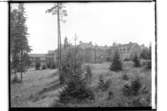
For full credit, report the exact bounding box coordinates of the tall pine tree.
[10,4,31,82]
[46,3,67,84]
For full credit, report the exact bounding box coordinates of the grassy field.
[10,69,61,107]
[88,61,151,107]
[10,61,151,107]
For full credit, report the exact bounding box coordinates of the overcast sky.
[15,2,155,54]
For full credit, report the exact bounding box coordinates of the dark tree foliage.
[107,91,113,100]
[98,75,111,91]
[58,47,94,104]
[10,4,31,81]
[110,50,122,71]
[140,46,151,60]
[60,47,83,84]
[122,78,142,96]
[51,64,56,69]
[42,65,46,70]
[140,49,149,60]
[17,53,31,72]
[46,57,56,69]
[35,62,41,70]
[133,55,141,67]
[131,78,142,95]
[140,46,151,69]
[59,75,94,104]
[122,73,129,81]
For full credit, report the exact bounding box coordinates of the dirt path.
[11,69,65,107]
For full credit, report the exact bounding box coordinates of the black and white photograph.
[9,0,156,110]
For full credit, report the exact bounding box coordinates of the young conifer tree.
[133,54,141,67]
[110,49,122,71]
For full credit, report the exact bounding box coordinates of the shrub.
[122,73,129,81]
[35,62,40,70]
[107,91,113,100]
[124,58,130,61]
[122,78,142,96]
[11,75,21,83]
[110,50,122,71]
[140,49,150,60]
[131,78,142,95]
[106,57,111,62]
[140,46,151,60]
[104,79,112,91]
[42,65,46,69]
[98,75,111,91]
[132,97,144,107]
[59,75,95,104]
[132,96,150,107]
[133,55,141,67]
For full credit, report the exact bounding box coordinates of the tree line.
[10,4,31,82]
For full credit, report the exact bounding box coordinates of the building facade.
[109,42,144,61]
[29,50,57,68]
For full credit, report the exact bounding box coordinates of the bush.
[59,75,95,104]
[122,78,142,96]
[140,49,149,60]
[106,57,111,62]
[140,46,151,60]
[133,55,141,67]
[11,75,21,83]
[122,74,129,81]
[42,65,46,69]
[110,50,122,71]
[35,62,40,70]
[107,91,113,100]
[124,58,130,61]
[47,63,51,68]
[104,79,112,91]
[98,75,111,91]
[132,96,150,107]
[131,78,142,95]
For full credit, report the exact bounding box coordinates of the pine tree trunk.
[94,47,96,63]
[20,51,23,82]
[57,4,63,84]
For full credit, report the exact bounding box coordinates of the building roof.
[29,54,46,58]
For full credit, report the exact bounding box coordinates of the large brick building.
[29,54,46,67]
[108,42,145,61]
[29,50,57,68]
